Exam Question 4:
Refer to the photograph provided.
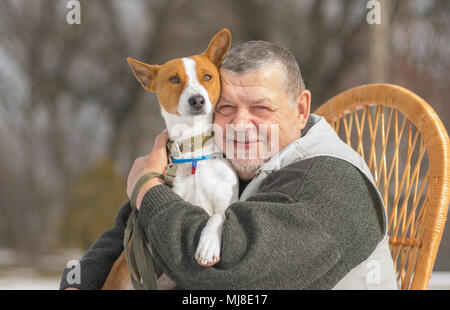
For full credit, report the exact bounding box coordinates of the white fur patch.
[178,58,212,115]
[172,158,239,266]
[155,58,239,268]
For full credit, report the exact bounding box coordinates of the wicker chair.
[314,83,450,289]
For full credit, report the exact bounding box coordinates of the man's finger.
[153,129,169,150]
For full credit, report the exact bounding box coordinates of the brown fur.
[102,250,131,290]
[102,28,231,290]
[190,54,222,108]
[127,28,231,115]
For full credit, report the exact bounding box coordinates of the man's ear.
[127,57,159,92]
[203,28,232,67]
[297,90,311,128]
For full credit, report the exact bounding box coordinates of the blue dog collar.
[171,154,215,174]
[170,154,214,163]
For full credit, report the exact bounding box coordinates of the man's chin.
[230,158,264,180]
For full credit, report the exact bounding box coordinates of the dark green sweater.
[59,156,383,290]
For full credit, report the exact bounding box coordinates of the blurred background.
[0,0,448,289]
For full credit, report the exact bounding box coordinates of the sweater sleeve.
[136,156,384,289]
[59,201,132,290]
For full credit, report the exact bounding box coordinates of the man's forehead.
[221,93,273,104]
[220,69,286,106]
[220,65,283,87]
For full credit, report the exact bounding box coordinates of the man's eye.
[202,74,212,81]
[169,76,180,83]
[252,106,271,112]
[251,105,272,117]
[216,105,237,115]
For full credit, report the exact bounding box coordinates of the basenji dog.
[102,29,238,290]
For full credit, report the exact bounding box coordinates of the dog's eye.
[202,74,212,81]
[169,76,180,84]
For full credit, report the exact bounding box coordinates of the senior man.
[60,41,398,290]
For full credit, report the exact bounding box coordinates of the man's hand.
[127,130,169,210]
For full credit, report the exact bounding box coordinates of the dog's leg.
[195,213,225,267]
[102,250,132,290]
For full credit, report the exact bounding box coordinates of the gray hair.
[221,40,305,106]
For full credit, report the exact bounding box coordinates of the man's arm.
[137,156,384,289]
[59,201,132,290]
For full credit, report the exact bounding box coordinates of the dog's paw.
[195,233,221,267]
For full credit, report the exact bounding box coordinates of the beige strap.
[124,208,163,290]
[164,164,177,188]
[124,158,179,289]
[130,172,164,209]
[125,171,165,290]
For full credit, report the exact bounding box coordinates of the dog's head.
[127,28,231,117]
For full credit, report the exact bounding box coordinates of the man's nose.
[230,108,255,131]
[188,95,205,109]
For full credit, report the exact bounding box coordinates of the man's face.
[214,65,310,180]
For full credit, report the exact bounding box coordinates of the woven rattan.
[314,83,450,289]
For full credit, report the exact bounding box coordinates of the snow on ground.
[0,276,59,290]
[0,266,60,290]
[427,272,450,290]
[0,271,448,290]
[0,248,449,290]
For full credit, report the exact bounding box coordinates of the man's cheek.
[224,139,236,159]
[263,128,281,159]
[212,122,225,147]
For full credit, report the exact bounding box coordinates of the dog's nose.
[188,95,205,109]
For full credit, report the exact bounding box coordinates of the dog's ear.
[127,57,159,92]
[203,28,231,67]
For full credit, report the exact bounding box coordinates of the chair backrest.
[314,84,450,290]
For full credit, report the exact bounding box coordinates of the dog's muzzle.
[188,95,206,115]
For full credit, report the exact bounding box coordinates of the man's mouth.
[224,131,267,152]
[232,139,260,150]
